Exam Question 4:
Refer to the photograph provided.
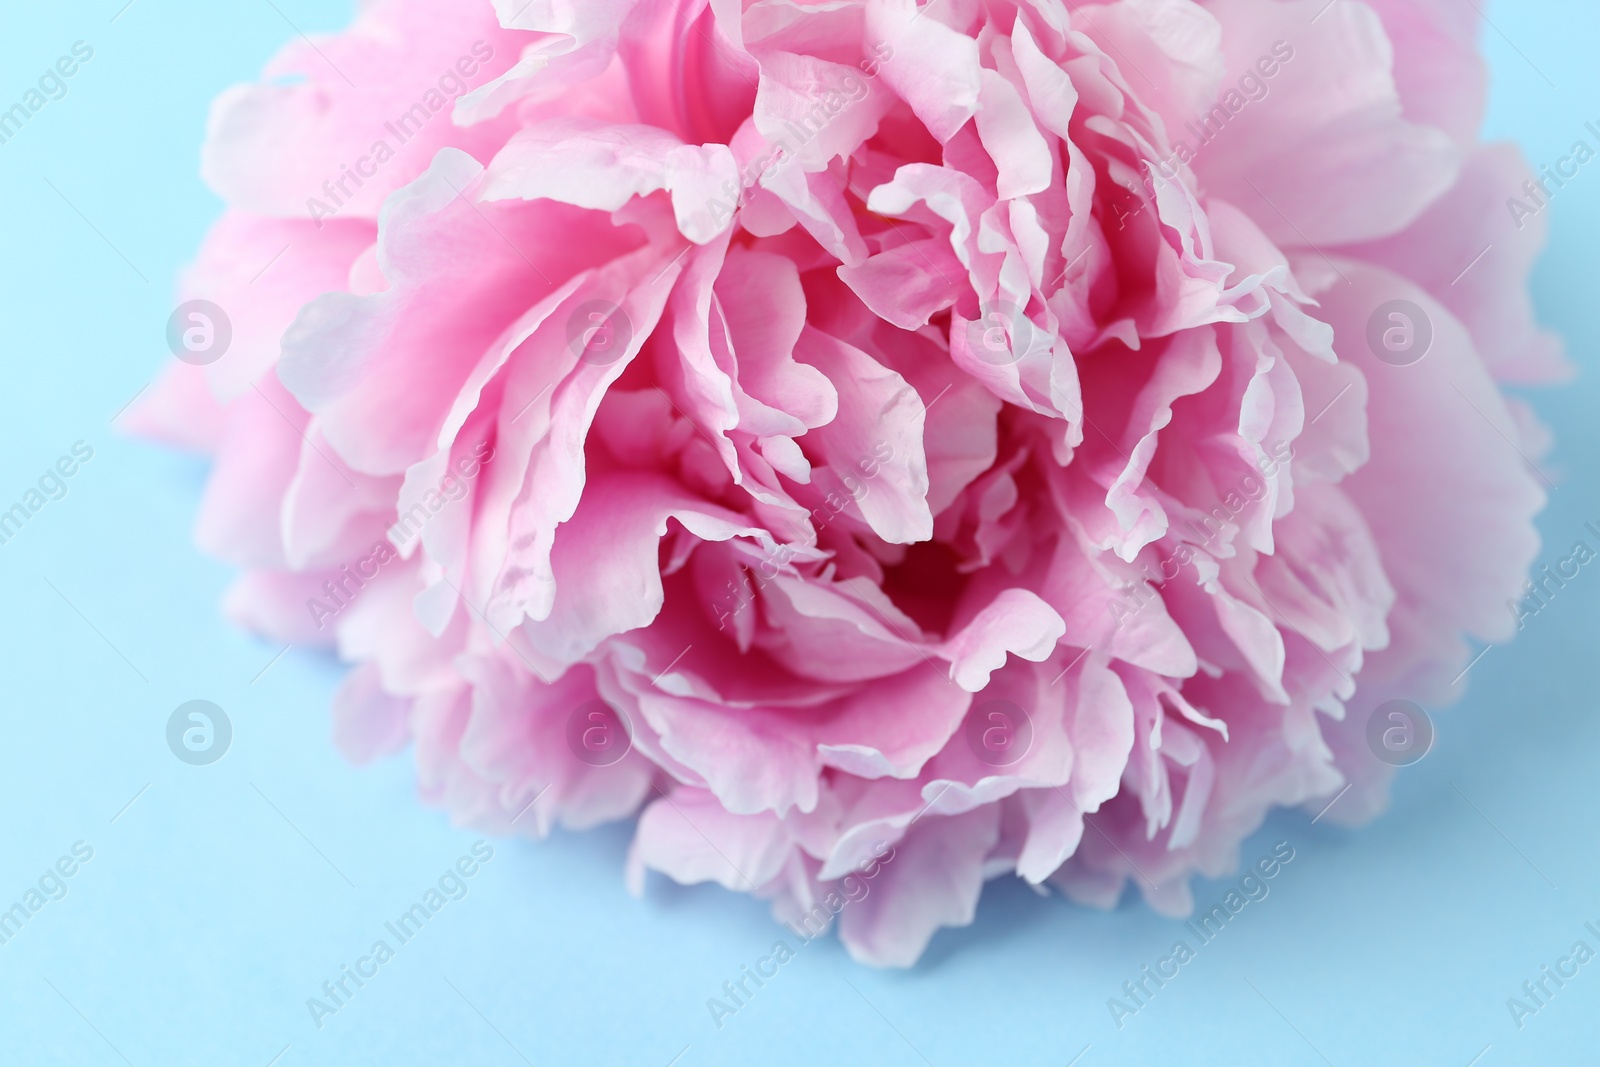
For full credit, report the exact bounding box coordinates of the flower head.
[133,0,1562,965]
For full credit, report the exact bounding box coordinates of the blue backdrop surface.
[1,2,1597,1065]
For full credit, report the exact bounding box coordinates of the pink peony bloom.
[132,0,1564,965]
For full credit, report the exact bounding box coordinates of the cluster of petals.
[132,0,1564,965]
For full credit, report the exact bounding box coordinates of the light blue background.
[1,2,1597,1064]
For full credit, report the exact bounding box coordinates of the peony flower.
[131,0,1564,966]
